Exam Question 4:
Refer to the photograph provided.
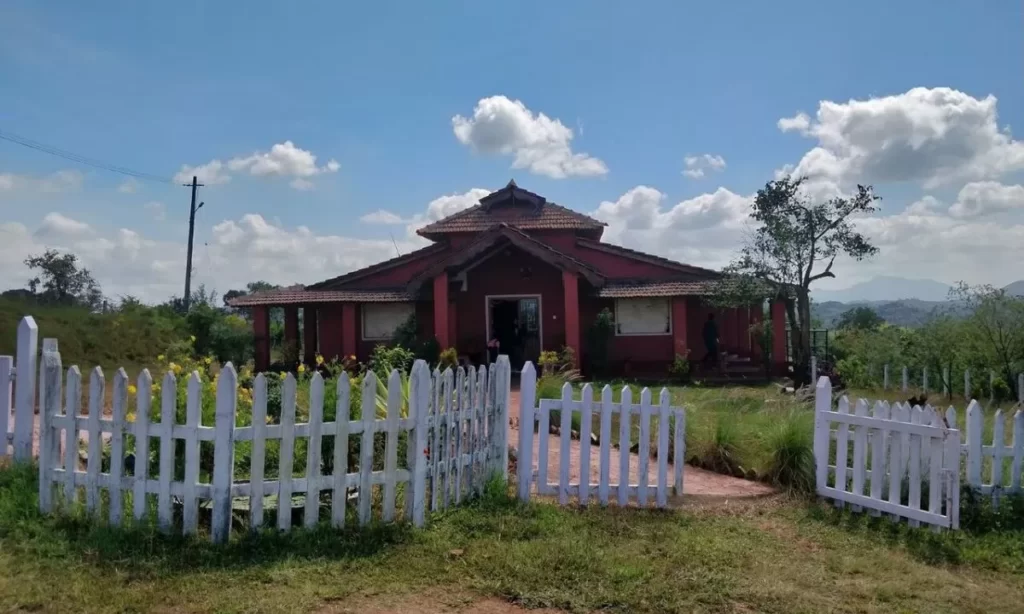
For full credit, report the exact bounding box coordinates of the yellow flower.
[279,372,287,380]
[128,384,137,396]
[126,411,136,423]
[190,335,196,343]
[297,364,306,373]
[265,414,274,424]
[315,354,324,366]
[170,363,182,375]
[349,355,356,361]
[157,354,165,362]
[204,357,213,365]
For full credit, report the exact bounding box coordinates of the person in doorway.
[702,313,719,370]
[487,337,500,364]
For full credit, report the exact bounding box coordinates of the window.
[362,303,415,341]
[614,298,671,336]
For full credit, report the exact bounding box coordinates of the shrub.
[369,344,415,376]
[695,416,742,476]
[669,351,690,382]
[439,347,458,371]
[763,412,815,492]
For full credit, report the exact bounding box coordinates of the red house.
[230,181,787,377]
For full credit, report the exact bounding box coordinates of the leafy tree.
[223,281,278,309]
[954,283,1024,399]
[836,306,884,331]
[24,249,103,309]
[720,177,880,385]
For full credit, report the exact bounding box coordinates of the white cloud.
[360,210,407,225]
[175,141,338,190]
[682,154,726,179]
[452,96,607,179]
[174,160,230,185]
[779,87,1024,189]
[948,181,1024,219]
[0,170,83,194]
[36,212,92,238]
[144,201,166,221]
[117,179,138,194]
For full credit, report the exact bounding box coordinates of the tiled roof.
[576,239,722,278]
[307,243,446,290]
[417,201,606,237]
[228,288,412,307]
[598,280,719,298]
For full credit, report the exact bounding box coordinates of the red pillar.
[750,305,763,359]
[433,273,450,348]
[771,300,787,372]
[739,306,752,354]
[447,300,457,350]
[562,271,580,365]
[284,306,299,363]
[342,303,357,360]
[671,297,688,359]
[303,306,318,365]
[253,305,271,372]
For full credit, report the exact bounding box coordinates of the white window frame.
[361,302,416,341]
[613,297,672,337]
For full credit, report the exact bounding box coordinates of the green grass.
[1,464,1023,613]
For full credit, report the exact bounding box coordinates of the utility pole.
[182,175,204,312]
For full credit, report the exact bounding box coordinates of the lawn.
[1,464,1022,613]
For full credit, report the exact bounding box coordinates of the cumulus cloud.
[117,179,138,194]
[36,212,92,237]
[778,87,1024,189]
[144,201,166,221]
[0,170,83,194]
[360,210,407,225]
[682,154,726,179]
[175,141,339,190]
[948,181,1024,219]
[452,96,607,179]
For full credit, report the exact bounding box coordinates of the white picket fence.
[5,316,510,542]
[516,362,685,508]
[814,376,962,530]
[873,364,1024,402]
[964,400,1024,502]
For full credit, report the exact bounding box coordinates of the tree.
[836,306,884,331]
[24,249,103,309]
[953,282,1024,399]
[223,281,279,311]
[723,176,880,385]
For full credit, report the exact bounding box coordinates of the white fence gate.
[814,376,961,530]
[516,363,685,508]
[964,400,1024,503]
[4,316,510,543]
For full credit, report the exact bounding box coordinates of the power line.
[0,128,173,184]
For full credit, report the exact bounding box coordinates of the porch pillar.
[284,306,299,363]
[750,305,764,359]
[433,273,450,348]
[771,300,787,372]
[342,303,357,360]
[671,297,688,358]
[253,305,271,372]
[447,300,457,350]
[562,271,580,365]
[739,306,752,354]
[303,306,318,365]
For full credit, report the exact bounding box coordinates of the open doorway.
[486,295,541,370]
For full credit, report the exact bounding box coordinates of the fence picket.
[278,374,298,531]
[907,406,923,527]
[536,378,550,498]
[410,360,430,527]
[431,369,443,509]
[442,368,454,508]
[358,372,376,526]
[382,369,401,522]
[132,370,151,522]
[250,374,268,529]
[656,388,670,508]
[558,382,572,505]
[305,373,325,528]
[637,388,651,507]
[63,366,82,507]
[211,363,236,544]
[598,384,612,505]
[156,372,177,531]
[13,317,38,462]
[1013,411,1024,492]
[673,406,685,497]
[107,368,127,525]
[498,356,511,478]
[331,373,350,528]
[966,401,983,487]
[886,404,904,522]
[38,342,62,514]
[834,396,851,507]
[851,398,868,510]
[928,409,944,525]
[579,384,593,506]
[0,356,11,458]
[813,377,832,493]
[182,373,202,535]
[618,386,632,507]
[87,368,105,518]
[474,365,486,496]
[991,410,1005,493]
[868,401,888,516]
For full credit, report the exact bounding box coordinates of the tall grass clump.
[695,415,742,475]
[763,411,815,493]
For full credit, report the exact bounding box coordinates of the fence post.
[923,367,928,394]
[1018,373,1023,404]
[813,376,832,494]
[901,366,908,393]
[966,400,982,489]
[965,369,971,401]
[410,360,430,527]
[37,339,60,514]
[211,363,237,544]
[943,366,950,398]
[990,370,996,402]
[883,364,889,390]
[498,355,511,479]
[517,362,536,502]
[810,355,817,383]
[13,316,38,462]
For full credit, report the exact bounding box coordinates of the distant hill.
[812,299,962,328]
[1005,280,1024,297]
[813,276,952,303]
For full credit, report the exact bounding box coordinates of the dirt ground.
[318,590,562,614]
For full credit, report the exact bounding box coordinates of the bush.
[438,347,458,371]
[763,412,815,492]
[695,416,742,476]
[669,352,690,382]
[368,344,415,376]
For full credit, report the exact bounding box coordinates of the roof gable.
[417,180,606,240]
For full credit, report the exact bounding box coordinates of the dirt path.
[507,389,774,499]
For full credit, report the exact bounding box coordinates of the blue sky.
[1,1,1023,302]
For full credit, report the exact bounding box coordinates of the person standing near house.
[702,313,719,370]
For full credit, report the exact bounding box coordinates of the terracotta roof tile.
[417,201,605,237]
[308,243,446,290]
[598,280,718,298]
[576,239,722,278]
[228,288,412,307]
